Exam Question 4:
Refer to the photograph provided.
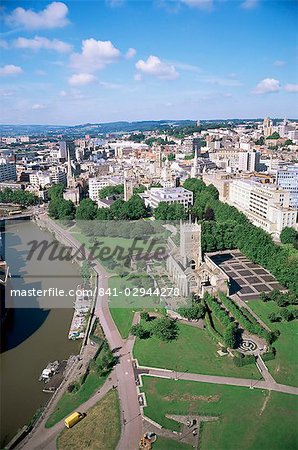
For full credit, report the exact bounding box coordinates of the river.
[0,220,81,447]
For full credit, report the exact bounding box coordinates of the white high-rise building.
[0,158,17,182]
[276,165,298,209]
[142,187,193,209]
[238,151,260,172]
[228,179,297,237]
[89,176,123,202]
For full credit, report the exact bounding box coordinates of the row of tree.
[75,195,148,221]
[218,292,278,344]
[204,293,238,348]
[183,178,298,296]
[0,188,39,206]
[48,184,76,221]
[260,290,298,307]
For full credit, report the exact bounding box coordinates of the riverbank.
[1,220,81,448]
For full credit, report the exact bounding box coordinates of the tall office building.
[238,151,260,172]
[58,140,76,160]
[276,165,298,209]
[263,117,273,137]
[0,158,17,182]
[228,179,297,237]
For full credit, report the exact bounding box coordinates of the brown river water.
[0,220,81,447]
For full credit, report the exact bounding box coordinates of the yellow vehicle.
[64,412,84,428]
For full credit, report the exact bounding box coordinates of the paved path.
[19,217,298,450]
[28,217,142,450]
[256,355,276,384]
[140,367,298,395]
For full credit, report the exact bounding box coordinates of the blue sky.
[0,0,297,124]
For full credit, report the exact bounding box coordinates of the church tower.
[190,147,198,178]
[179,220,202,269]
[67,148,75,188]
[124,176,134,201]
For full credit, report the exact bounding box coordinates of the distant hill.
[0,118,281,137]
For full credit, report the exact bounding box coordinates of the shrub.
[218,292,271,343]
[140,312,150,321]
[233,354,255,366]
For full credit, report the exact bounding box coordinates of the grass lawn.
[141,376,298,450]
[57,389,121,450]
[134,322,260,379]
[153,437,192,450]
[109,275,164,339]
[248,300,298,387]
[45,346,110,428]
[73,231,166,273]
[45,372,107,428]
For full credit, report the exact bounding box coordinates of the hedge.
[218,292,271,343]
[233,354,256,367]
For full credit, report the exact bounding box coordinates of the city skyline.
[0,0,297,124]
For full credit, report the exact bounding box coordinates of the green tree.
[47,184,64,200]
[0,188,39,206]
[151,317,179,341]
[177,304,205,320]
[154,202,187,220]
[80,260,92,281]
[75,198,98,220]
[130,324,150,339]
[48,197,61,219]
[98,184,124,199]
[140,312,150,321]
[58,199,75,221]
[280,227,298,247]
[223,323,238,348]
[268,312,281,323]
[266,132,280,139]
[280,308,293,322]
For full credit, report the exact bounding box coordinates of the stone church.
[166,221,229,298]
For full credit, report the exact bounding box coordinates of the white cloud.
[99,81,122,89]
[36,69,46,76]
[70,39,121,72]
[284,84,298,93]
[181,0,213,9]
[273,60,285,67]
[125,48,136,59]
[135,55,179,80]
[14,36,72,53]
[58,89,85,100]
[0,39,9,49]
[5,2,69,30]
[0,89,15,97]
[241,0,259,9]
[68,73,97,86]
[106,0,124,6]
[201,75,242,86]
[171,61,201,73]
[252,78,280,94]
[32,103,47,110]
[0,64,23,76]
[134,73,142,81]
